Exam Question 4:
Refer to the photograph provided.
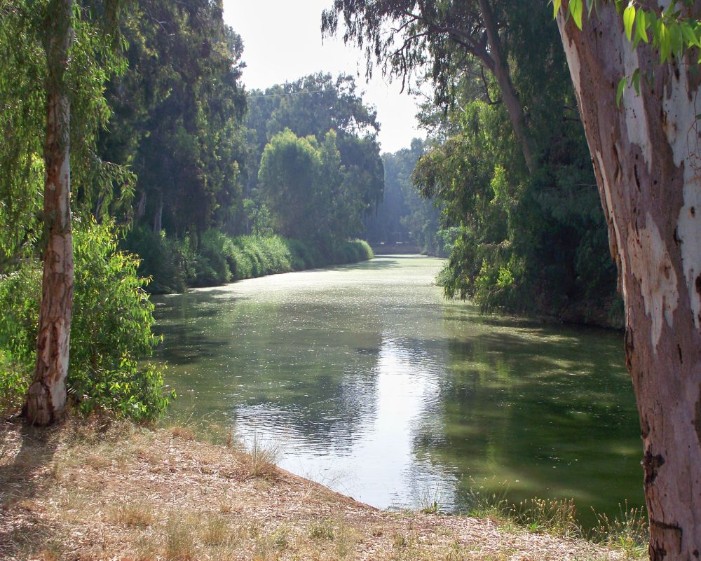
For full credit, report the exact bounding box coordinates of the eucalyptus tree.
[325,0,701,553]
[555,1,701,556]
[321,0,536,172]
[257,129,324,241]
[257,128,363,245]
[0,0,127,425]
[100,0,247,237]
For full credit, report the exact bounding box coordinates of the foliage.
[0,221,170,420]
[98,0,247,236]
[366,139,443,254]
[258,128,371,247]
[556,0,701,63]
[403,0,619,324]
[122,226,191,294]
[590,501,649,558]
[246,73,384,236]
[0,264,42,412]
[556,0,701,104]
[0,0,133,270]
[69,219,170,421]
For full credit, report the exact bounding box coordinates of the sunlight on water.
[154,255,644,524]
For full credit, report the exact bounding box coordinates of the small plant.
[271,526,290,550]
[464,484,512,523]
[110,502,155,528]
[309,518,335,541]
[165,516,197,561]
[421,500,440,514]
[201,515,230,546]
[591,502,648,559]
[238,432,279,479]
[417,486,443,514]
[512,497,580,538]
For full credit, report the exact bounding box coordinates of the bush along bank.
[122,227,374,293]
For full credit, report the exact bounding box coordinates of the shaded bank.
[123,229,374,293]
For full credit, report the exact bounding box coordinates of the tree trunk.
[477,0,536,173]
[26,0,74,426]
[557,3,701,558]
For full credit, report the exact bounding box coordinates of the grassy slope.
[0,419,637,561]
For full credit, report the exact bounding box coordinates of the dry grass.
[0,417,637,561]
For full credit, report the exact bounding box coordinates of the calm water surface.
[154,255,644,525]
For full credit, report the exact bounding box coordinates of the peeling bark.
[557,2,701,557]
[26,0,74,426]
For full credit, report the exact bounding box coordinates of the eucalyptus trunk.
[26,0,74,426]
[477,0,535,173]
[557,3,701,558]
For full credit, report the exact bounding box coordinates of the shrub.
[284,238,318,269]
[122,226,190,293]
[70,220,171,420]
[0,220,171,421]
[124,226,373,290]
[0,263,40,412]
[193,230,233,286]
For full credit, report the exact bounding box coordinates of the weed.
[309,518,335,541]
[420,499,440,514]
[238,432,279,478]
[334,523,358,559]
[392,532,408,549]
[201,514,230,546]
[110,501,155,528]
[165,516,197,561]
[513,497,580,538]
[591,502,648,559]
[464,485,512,523]
[270,526,290,550]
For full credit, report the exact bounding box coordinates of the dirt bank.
[0,419,633,560]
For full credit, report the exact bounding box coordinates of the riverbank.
[0,419,640,560]
[123,229,375,294]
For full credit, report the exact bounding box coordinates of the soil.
[0,418,633,561]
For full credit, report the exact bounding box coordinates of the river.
[153,254,644,526]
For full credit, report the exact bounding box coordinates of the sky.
[221,0,425,154]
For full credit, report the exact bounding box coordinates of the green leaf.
[631,68,641,94]
[552,0,562,19]
[669,22,684,57]
[680,22,699,48]
[659,22,672,62]
[623,4,636,42]
[570,0,584,29]
[616,77,626,107]
[634,8,649,45]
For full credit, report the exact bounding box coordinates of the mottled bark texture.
[557,2,701,558]
[26,0,74,426]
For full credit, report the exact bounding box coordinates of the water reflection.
[154,255,643,524]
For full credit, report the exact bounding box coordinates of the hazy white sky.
[221,0,425,153]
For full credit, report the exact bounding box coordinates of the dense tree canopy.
[98,0,247,236]
[365,139,443,254]
[245,73,384,223]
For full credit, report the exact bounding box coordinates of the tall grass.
[126,228,374,292]
[464,485,648,558]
